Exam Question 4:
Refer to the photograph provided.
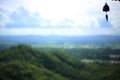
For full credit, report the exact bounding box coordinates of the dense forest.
[0,44,120,80]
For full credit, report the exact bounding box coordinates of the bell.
[103,3,110,12]
[102,3,110,21]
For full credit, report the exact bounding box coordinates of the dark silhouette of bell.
[102,3,110,21]
[103,3,110,12]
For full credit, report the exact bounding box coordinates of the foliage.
[0,44,120,80]
[64,48,120,60]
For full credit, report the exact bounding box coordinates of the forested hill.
[0,44,120,80]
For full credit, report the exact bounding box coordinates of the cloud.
[108,1,120,28]
[21,0,120,29]
[97,18,113,28]
[22,0,103,27]
[1,0,119,28]
[0,8,10,27]
[0,0,120,36]
[0,0,22,12]
[4,7,41,28]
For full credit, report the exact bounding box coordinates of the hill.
[0,44,120,80]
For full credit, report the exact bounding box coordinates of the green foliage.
[64,48,120,60]
[0,44,120,80]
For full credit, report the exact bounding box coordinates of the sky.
[0,0,120,36]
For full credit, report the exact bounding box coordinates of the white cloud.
[0,0,120,35]
[0,0,22,12]
[21,0,120,28]
[0,8,11,27]
[108,1,120,28]
[22,0,104,27]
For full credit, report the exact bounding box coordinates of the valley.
[0,35,120,80]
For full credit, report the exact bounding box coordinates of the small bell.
[102,3,110,21]
[103,3,110,12]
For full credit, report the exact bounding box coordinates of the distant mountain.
[0,44,120,80]
[0,35,120,44]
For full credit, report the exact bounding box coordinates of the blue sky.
[0,0,120,36]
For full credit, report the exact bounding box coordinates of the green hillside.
[0,44,120,80]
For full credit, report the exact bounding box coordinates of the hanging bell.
[103,3,110,12]
[102,3,110,21]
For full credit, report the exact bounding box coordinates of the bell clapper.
[105,13,108,21]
